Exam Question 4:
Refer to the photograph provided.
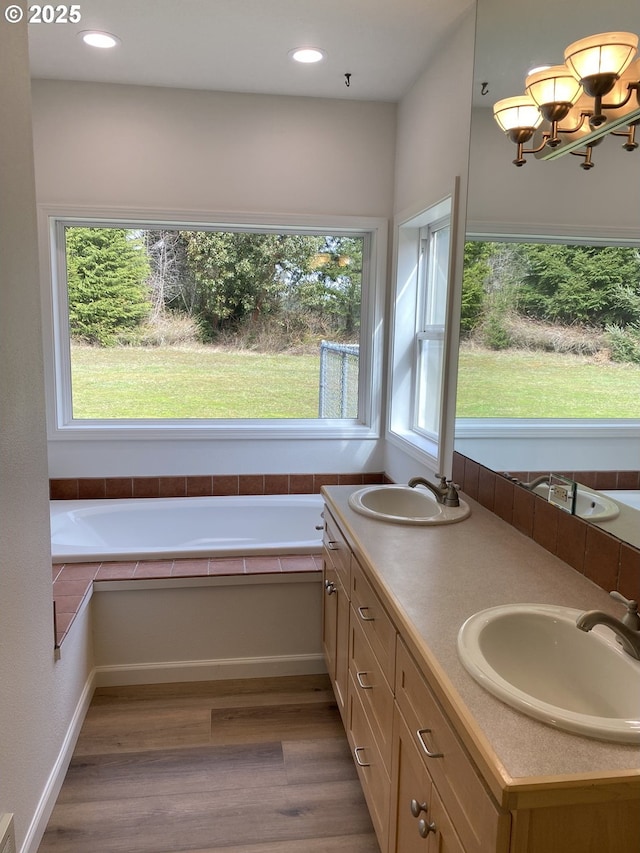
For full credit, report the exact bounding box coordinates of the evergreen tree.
[516,244,640,327]
[66,228,151,345]
[460,241,490,335]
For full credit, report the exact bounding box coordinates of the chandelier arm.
[557,111,591,135]
[521,133,551,156]
[569,146,596,169]
[512,133,551,166]
[601,83,639,112]
[610,122,639,151]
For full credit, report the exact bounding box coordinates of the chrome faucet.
[408,474,460,507]
[576,592,640,660]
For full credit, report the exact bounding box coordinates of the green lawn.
[71,343,640,420]
[456,347,640,418]
[71,345,322,418]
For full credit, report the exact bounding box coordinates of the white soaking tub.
[50,494,324,562]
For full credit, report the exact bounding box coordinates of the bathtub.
[50,494,325,563]
[601,490,640,511]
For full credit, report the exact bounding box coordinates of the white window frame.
[387,189,459,471]
[39,206,387,441]
[412,218,451,439]
[455,227,640,447]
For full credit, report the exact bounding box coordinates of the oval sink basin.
[533,483,619,521]
[458,604,640,743]
[348,485,470,525]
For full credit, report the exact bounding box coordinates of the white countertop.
[322,485,640,804]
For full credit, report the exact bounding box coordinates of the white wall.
[0,12,94,852]
[384,8,477,484]
[31,80,397,478]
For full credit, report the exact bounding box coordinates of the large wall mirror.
[456,0,640,546]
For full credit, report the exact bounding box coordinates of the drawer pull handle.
[418,818,437,838]
[354,746,370,767]
[416,728,444,759]
[356,671,373,690]
[410,799,427,818]
[357,605,375,622]
[324,580,337,595]
[315,524,324,530]
[327,541,339,550]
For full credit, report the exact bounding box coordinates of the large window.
[457,237,640,420]
[42,211,386,438]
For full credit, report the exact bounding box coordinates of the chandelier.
[493,31,640,169]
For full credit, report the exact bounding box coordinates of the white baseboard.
[93,653,327,687]
[21,671,96,853]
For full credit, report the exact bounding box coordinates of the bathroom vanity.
[321,485,640,853]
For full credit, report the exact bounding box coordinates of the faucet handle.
[610,591,640,630]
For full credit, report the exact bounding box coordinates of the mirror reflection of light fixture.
[494,31,640,168]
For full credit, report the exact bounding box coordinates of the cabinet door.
[322,558,338,680]
[390,708,433,853]
[391,710,466,853]
[395,640,508,853]
[429,788,465,853]
[322,559,349,720]
[334,570,350,718]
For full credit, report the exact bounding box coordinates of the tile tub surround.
[52,554,322,647]
[49,472,386,501]
[452,452,640,603]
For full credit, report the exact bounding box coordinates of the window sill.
[455,419,640,439]
[48,419,380,441]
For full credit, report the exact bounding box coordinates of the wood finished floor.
[38,674,380,853]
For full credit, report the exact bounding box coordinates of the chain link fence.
[318,341,359,418]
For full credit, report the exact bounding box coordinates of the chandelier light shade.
[525,65,583,118]
[564,32,639,95]
[493,96,543,135]
[494,30,640,168]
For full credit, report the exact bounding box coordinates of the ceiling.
[27,0,473,102]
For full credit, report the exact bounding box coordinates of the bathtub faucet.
[408,475,460,507]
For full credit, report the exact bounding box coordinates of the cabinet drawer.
[323,508,351,590]
[350,609,395,774]
[395,639,508,853]
[348,671,391,852]
[351,557,396,686]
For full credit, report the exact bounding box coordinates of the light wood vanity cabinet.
[322,496,640,853]
[322,509,350,720]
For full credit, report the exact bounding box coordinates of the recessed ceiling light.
[290,47,326,64]
[80,31,120,49]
